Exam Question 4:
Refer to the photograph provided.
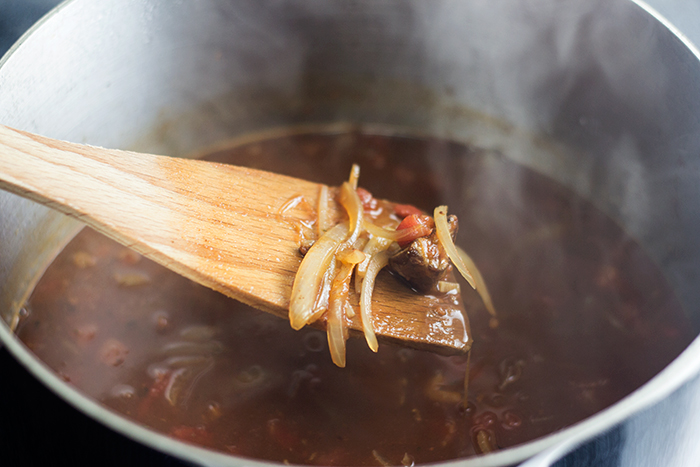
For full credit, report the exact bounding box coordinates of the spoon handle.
[0,124,322,318]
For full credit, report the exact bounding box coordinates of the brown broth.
[16,131,694,465]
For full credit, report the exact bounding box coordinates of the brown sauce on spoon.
[16,130,694,465]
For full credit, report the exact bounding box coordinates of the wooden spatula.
[0,125,470,354]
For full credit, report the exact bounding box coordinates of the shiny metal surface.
[1,1,700,465]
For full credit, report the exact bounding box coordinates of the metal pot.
[2,0,700,465]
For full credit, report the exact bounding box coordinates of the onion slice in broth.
[360,250,391,352]
[327,260,355,367]
[308,259,337,324]
[456,246,497,320]
[290,223,349,330]
[317,184,331,235]
[339,180,364,248]
[434,206,497,320]
[362,220,403,241]
[355,236,393,293]
[327,248,367,367]
[434,206,476,289]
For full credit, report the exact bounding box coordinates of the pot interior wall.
[2,0,700,465]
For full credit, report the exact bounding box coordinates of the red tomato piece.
[136,370,170,418]
[394,203,423,218]
[395,214,434,248]
[356,187,378,211]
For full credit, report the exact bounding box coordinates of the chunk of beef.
[388,215,458,293]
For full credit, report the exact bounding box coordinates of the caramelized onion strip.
[317,184,331,235]
[355,236,393,293]
[327,260,355,367]
[360,250,390,352]
[307,259,337,324]
[339,181,364,247]
[328,248,365,367]
[434,206,476,289]
[290,223,349,330]
[348,163,360,190]
[476,430,495,453]
[338,246,367,265]
[363,220,402,241]
[455,246,497,318]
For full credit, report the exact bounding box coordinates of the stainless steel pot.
[2,0,700,465]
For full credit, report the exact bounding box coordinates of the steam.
[400,0,681,257]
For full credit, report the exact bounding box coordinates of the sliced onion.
[290,223,348,330]
[317,184,331,235]
[345,302,356,319]
[327,261,355,367]
[355,236,393,293]
[307,258,337,324]
[348,163,360,190]
[455,245,497,318]
[476,429,495,454]
[338,248,366,265]
[372,450,391,467]
[363,220,402,241]
[425,371,463,404]
[395,223,434,249]
[339,181,364,247]
[434,206,476,289]
[327,244,368,364]
[360,250,390,352]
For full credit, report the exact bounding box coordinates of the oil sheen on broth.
[16,130,694,465]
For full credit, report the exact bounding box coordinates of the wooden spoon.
[0,125,470,354]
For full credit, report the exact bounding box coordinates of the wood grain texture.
[0,125,469,354]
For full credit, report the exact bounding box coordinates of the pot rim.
[2,1,700,466]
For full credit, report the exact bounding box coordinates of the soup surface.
[17,130,694,465]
